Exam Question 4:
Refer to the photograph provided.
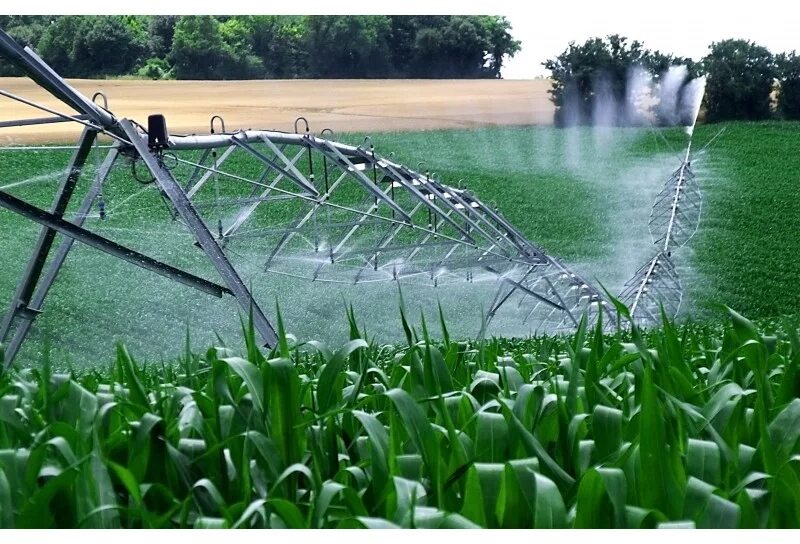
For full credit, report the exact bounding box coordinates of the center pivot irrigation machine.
[0,28,705,368]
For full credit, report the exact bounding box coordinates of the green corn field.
[1,300,799,529]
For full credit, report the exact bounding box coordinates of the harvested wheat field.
[0,77,553,144]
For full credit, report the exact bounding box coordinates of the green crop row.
[1,300,799,528]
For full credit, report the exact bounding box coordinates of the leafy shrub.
[136,57,173,80]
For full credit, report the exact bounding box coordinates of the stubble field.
[0,77,554,144]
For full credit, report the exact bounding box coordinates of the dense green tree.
[0,16,47,48]
[35,16,146,77]
[479,15,522,78]
[0,16,50,75]
[398,16,519,78]
[169,16,231,79]
[386,15,423,75]
[219,17,264,78]
[120,15,150,48]
[169,15,264,79]
[702,39,776,122]
[411,17,489,78]
[73,16,147,77]
[247,15,307,78]
[645,51,700,125]
[384,16,519,79]
[148,15,178,58]
[305,16,393,78]
[544,35,648,125]
[169,16,223,79]
[777,52,800,119]
[36,16,89,75]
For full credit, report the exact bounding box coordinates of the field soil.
[0,77,553,144]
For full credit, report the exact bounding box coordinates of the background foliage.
[777,52,800,120]
[0,15,520,80]
[702,39,777,122]
[544,34,800,125]
[2,17,798,124]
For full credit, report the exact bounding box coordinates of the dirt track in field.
[0,78,554,144]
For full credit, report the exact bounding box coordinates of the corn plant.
[0,303,799,528]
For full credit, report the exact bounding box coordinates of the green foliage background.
[0,15,520,80]
[544,35,800,125]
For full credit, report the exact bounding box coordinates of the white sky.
[3,0,798,80]
[502,1,799,78]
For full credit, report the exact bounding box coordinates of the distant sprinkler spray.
[618,72,708,328]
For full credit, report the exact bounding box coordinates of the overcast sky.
[501,1,799,79]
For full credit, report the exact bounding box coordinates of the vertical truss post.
[1,127,97,363]
[2,143,120,366]
[119,120,278,348]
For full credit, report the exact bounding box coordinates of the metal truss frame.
[619,143,701,328]
[0,28,615,368]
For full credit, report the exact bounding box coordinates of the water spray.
[618,75,708,327]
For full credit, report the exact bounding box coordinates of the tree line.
[544,35,800,124]
[0,15,520,80]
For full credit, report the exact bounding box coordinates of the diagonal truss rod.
[1,144,120,363]
[0,189,231,298]
[400,168,506,250]
[263,169,350,269]
[223,144,307,239]
[379,161,475,243]
[0,127,97,352]
[353,202,427,283]
[485,266,564,311]
[231,136,318,196]
[0,113,91,129]
[120,120,278,347]
[307,138,411,222]
[186,145,237,198]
